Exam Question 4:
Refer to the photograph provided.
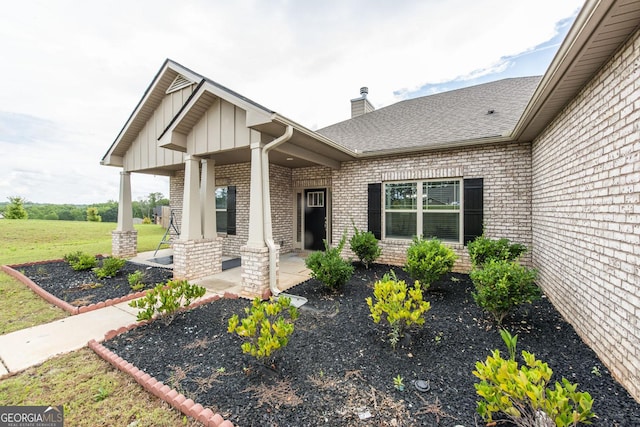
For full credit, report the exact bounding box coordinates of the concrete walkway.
[0,252,310,377]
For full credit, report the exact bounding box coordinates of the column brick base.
[241,245,279,298]
[173,238,223,280]
[112,230,138,258]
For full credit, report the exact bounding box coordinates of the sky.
[0,0,584,205]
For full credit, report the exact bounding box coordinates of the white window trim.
[383,178,463,243]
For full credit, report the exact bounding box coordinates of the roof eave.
[513,0,640,142]
[355,135,515,159]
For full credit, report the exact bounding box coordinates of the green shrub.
[142,216,152,224]
[228,296,299,361]
[94,257,126,279]
[468,235,527,267]
[404,237,457,288]
[471,259,540,324]
[349,226,381,268]
[365,271,431,349]
[474,329,596,427]
[64,251,98,271]
[128,270,146,291]
[305,234,354,290]
[129,279,206,325]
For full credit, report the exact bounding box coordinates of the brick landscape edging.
[89,293,237,427]
[2,260,157,315]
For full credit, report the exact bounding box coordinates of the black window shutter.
[368,183,382,240]
[226,186,236,235]
[463,178,483,245]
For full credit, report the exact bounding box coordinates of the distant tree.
[133,192,169,219]
[86,206,102,222]
[94,201,118,223]
[44,212,58,220]
[4,196,28,219]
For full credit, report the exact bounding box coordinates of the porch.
[129,249,311,296]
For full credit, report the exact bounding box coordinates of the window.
[307,191,324,207]
[215,187,227,233]
[384,179,461,242]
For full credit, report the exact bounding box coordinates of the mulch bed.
[13,259,173,308]
[102,264,640,426]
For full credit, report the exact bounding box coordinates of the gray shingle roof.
[317,76,541,153]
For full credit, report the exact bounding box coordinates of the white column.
[201,158,217,239]
[116,171,133,232]
[247,142,265,247]
[180,155,202,240]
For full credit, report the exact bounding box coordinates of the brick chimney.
[351,87,375,118]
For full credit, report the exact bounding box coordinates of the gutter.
[261,125,294,296]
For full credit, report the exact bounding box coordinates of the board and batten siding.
[123,86,193,172]
[187,98,258,156]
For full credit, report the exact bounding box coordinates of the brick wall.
[111,230,138,258]
[270,164,293,253]
[173,238,222,280]
[531,28,640,401]
[170,162,293,257]
[169,169,184,240]
[330,143,533,271]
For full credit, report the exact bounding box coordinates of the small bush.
[349,226,381,268]
[228,296,299,361]
[474,329,596,427]
[471,259,540,324]
[366,271,431,349]
[128,270,146,291]
[404,237,457,288]
[64,251,98,271]
[468,235,527,267]
[129,279,206,325]
[305,234,354,290]
[94,257,127,279]
[142,216,152,224]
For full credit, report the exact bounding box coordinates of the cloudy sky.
[0,0,584,205]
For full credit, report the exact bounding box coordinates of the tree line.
[1,193,169,223]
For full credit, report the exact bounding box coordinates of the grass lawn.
[0,219,166,265]
[0,273,68,335]
[0,348,200,427]
[0,220,199,425]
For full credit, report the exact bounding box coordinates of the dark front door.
[304,189,326,250]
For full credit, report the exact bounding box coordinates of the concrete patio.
[130,249,311,295]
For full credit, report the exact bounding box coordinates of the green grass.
[0,348,200,426]
[0,219,167,265]
[0,274,69,334]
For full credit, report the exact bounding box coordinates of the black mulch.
[104,264,640,426]
[16,259,173,307]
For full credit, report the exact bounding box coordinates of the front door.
[304,189,326,250]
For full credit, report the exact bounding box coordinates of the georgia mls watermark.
[0,406,63,427]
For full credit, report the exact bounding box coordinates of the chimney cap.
[360,87,368,97]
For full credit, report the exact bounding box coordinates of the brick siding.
[531,28,640,401]
[111,230,138,258]
[330,143,534,271]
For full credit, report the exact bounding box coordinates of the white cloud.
[0,0,583,204]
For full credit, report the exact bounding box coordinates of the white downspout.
[262,125,294,296]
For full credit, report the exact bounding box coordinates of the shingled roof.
[317,76,541,154]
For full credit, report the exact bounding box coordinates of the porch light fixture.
[286,157,294,161]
